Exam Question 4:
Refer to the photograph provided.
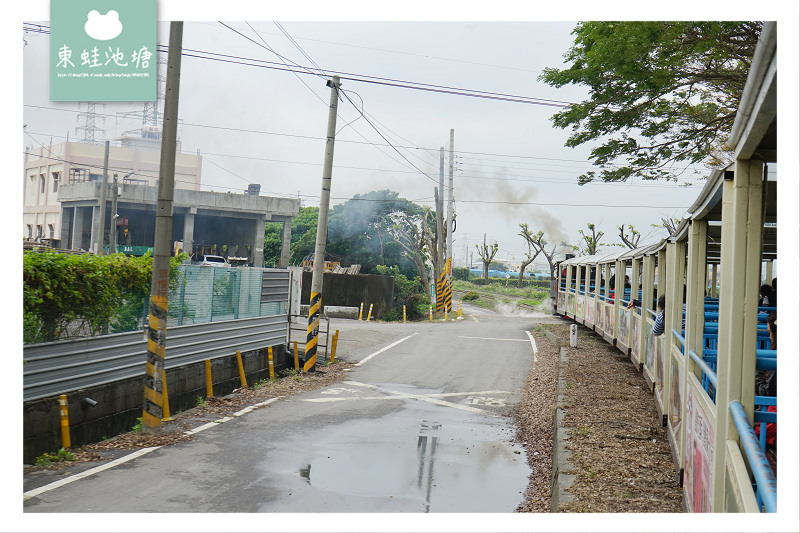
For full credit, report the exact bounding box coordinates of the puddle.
[256,386,528,512]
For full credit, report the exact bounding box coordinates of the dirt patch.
[515,322,684,513]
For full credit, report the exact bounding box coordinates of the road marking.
[465,396,507,406]
[354,332,418,366]
[24,396,282,500]
[303,380,509,416]
[458,335,530,342]
[525,330,538,363]
[24,446,162,499]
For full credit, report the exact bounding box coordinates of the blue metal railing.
[729,401,777,512]
[689,349,717,390]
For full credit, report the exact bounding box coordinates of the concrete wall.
[300,272,394,319]
[23,345,288,464]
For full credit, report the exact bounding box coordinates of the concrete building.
[57,181,298,267]
[23,135,201,244]
[23,136,300,267]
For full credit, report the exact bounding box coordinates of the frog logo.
[84,10,123,41]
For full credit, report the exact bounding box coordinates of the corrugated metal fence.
[23,268,291,402]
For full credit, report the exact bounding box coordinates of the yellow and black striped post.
[304,292,322,372]
[142,295,167,428]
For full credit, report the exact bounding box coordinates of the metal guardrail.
[23,315,288,402]
[287,314,330,362]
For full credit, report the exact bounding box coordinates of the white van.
[198,255,229,267]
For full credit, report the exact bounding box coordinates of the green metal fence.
[167,266,287,326]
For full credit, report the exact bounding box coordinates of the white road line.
[525,330,539,363]
[342,382,510,398]
[24,446,161,499]
[458,336,530,342]
[321,380,503,416]
[24,396,282,499]
[354,332,418,366]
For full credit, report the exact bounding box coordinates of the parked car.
[198,255,229,267]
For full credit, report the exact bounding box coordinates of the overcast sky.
[9,2,800,532]
[20,4,789,271]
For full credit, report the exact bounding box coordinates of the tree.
[386,207,432,290]
[618,224,641,249]
[578,223,605,255]
[540,21,762,184]
[656,217,681,237]
[517,224,543,287]
[327,190,420,278]
[519,224,559,280]
[475,234,499,283]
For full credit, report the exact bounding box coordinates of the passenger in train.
[652,295,665,336]
[760,284,776,308]
[754,312,777,468]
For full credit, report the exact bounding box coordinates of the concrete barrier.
[299,305,360,320]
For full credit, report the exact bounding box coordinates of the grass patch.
[34,448,76,466]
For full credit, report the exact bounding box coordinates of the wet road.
[24,304,561,513]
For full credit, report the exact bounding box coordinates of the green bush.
[462,291,480,301]
[452,267,471,281]
[375,265,430,321]
[23,250,187,343]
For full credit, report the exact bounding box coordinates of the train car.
[555,23,780,514]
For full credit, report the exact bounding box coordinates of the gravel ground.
[26,321,685,513]
[514,322,685,513]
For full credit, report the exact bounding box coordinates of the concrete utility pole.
[436,147,445,280]
[446,129,454,262]
[142,21,183,431]
[92,140,110,254]
[109,174,118,253]
[305,75,340,373]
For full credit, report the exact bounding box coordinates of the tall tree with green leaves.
[540,21,762,184]
[327,190,421,278]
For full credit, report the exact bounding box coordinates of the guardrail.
[23,315,288,402]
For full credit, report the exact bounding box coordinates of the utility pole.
[142,21,183,432]
[92,140,110,254]
[446,129,454,262]
[109,174,118,253]
[436,147,445,280]
[305,75,341,373]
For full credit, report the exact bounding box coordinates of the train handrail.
[689,349,717,389]
[729,401,777,512]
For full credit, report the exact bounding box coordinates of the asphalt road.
[24,303,561,515]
